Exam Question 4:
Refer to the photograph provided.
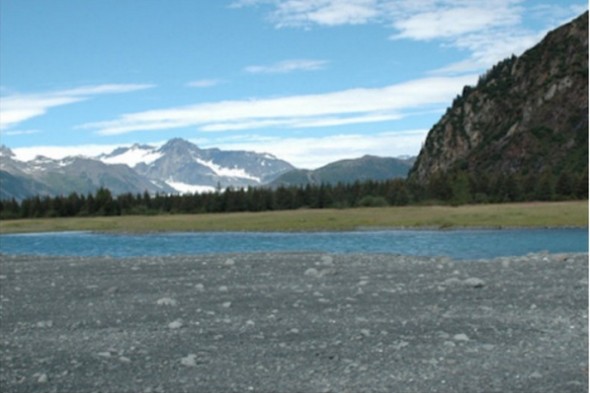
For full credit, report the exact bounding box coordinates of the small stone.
[463,278,485,288]
[224,258,235,267]
[304,268,320,277]
[180,354,197,367]
[168,320,184,329]
[218,286,229,292]
[119,356,131,363]
[37,373,48,383]
[222,301,232,308]
[195,283,205,292]
[360,329,371,338]
[156,297,177,306]
[453,333,470,341]
[104,286,118,295]
[320,255,334,266]
[36,320,53,328]
[97,351,112,358]
[530,371,542,379]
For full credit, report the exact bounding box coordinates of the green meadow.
[0,201,586,234]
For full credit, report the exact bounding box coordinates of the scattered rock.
[156,297,177,306]
[36,320,53,328]
[222,301,232,308]
[195,283,205,292]
[218,286,229,292]
[224,258,235,267]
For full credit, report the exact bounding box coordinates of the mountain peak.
[160,138,197,151]
[0,145,15,158]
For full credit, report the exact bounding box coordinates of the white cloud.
[388,2,523,41]
[11,143,127,162]
[186,79,224,88]
[234,0,587,74]
[82,74,476,136]
[1,129,41,136]
[202,129,428,169]
[232,0,381,27]
[0,84,154,130]
[244,59,329,74]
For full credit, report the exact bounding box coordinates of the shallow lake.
[0,228,587,259]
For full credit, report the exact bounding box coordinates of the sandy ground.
[0,252,587,393]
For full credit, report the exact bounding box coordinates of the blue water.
[0,229,587,260]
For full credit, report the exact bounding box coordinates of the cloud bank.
[82,74,476,136]
[0,84,154,131]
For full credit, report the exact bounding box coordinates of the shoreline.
[1,201,587,234]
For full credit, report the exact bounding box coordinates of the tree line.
[0,169,587,220]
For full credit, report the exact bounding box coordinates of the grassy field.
[0,201,587,234]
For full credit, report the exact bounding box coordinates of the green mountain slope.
[271,155,413,187]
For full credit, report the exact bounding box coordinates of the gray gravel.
[0,252,587,392]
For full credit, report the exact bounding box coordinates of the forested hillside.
[410,12,588,192]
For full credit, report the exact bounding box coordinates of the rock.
[453,333,470,342]
[463,277,485,288]
[35,373,48,383]
[180,354,197,367]
[156,297,177,306]
[224,258,235,267]
[168,319,183,329]
[304,268,320,277]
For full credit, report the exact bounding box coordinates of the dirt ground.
[0,252,587,392]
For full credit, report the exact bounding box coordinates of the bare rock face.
[409,11,588,184]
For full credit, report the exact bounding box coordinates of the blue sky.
[1,0,587,168]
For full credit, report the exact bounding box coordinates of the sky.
[1,0,587,169]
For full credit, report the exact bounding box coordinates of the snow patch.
[165,180,216,194]
[194,158,260,182]
[101,146,162,167]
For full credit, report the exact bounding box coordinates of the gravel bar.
[0,252,587,392]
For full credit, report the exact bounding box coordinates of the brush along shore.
[0,201,587,234]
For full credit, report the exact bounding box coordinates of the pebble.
[35,373,48,383]
[224,258,235,267]
[168,319,184,329]
[156,297,177,306]
[180,354,197,367]
[453,333,470,341]
[36,320,53,328]
[463,277,485,288]
[304,268,320,277]
[222,301,232,308]
[195,283,205,292]
[219,286,229,292]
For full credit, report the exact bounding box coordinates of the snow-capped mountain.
[0,138,295,199]
[98,138,295,193]
[0,148,170,200]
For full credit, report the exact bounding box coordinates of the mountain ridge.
[409,11,588,184]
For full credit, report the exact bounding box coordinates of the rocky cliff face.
[409,12,588,183]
